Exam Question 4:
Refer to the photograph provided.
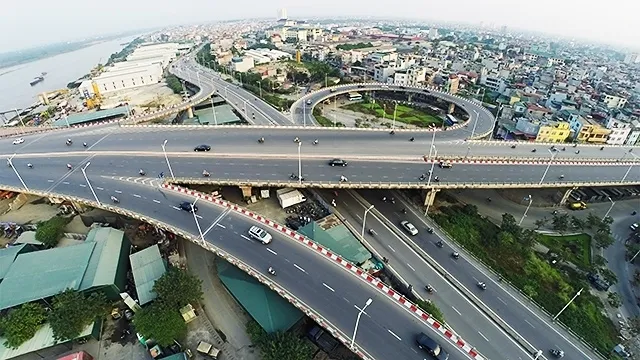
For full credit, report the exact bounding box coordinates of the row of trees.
[0,290,109,349]
[535,212,615,249]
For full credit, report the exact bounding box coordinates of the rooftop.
[130,245,167,305]
[53,107,128,127]
[298,215,371,265]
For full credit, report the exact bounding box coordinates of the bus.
[348,92,362,101]
[445,114,459,126]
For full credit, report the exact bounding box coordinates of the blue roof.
[0,244,29,281]
[129,245,166,305]
[53,107,127,127]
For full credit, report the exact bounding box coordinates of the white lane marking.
[79,184,86,187]
[114,190,122,194]
[172,206,181,211]
[216,224,226,229]
[451,306,462,316]
[203,208,231,236]
[241,234,252,242]
[524,319,535,328]
[266,248,277,255]
[62,181,69,185]
[133,194,141,198]
[497,297,507,305]
[293,264,307,273]
[406,263,416,272]
[96,187,104,190]
[387,329,402,341]
[323,283,335,292]
[195,214,203,219]
[47,179,54,182]
[153,199,161,204]
[388,245,396,252]
[86,133,111,150]
[477,331,489,342]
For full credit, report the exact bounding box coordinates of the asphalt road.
[356,189,601,360]
[0,165,477,360]
[319,189,528,360]
[607,216,640,319]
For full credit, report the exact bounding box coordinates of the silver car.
[249,226,272,244]
[400,221,418,236]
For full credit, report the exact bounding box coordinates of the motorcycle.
[531,149,537,153]
[267,267,277,276]
[66,141,72,146]
[427,227,434,234]
[510,145,516,149]
[549,349,564,358]
[83,142,88,148]
[111,196,120,204]
[452,251,460,259]
[203,170,210,177]
[409,137,415,142]
[258,137,265,143]
[313,139,319,145]
[369,228,376,236]
[425,284,434,293]
[27,163,33,169]
[293,137,300,143]
[66,164,72,170]
[477,282,487,290]
[139,169,146,176]
[436,241,444,248]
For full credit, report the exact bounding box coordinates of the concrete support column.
[448,103,455,114]
[71,201,90,213]
[559,187,578,205]
[407,94,413,102]
[424,188,440,207]
[239,186,252,199]
[186,106,194,119]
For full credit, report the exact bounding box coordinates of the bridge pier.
[186,106,194,119]
[424,188,440,207]
[448,103,455,114]
[240,185,252,200]
[407,94,413,102]
[559,187,578,205]
[71,201,91,213]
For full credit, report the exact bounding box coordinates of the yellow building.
[576,123,611,144]
[536,122,571,143]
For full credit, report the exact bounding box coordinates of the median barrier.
[393,190,609,360]
[426,156,640,166]
[0,182,375,360]
[161,183,485,360]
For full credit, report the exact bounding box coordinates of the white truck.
[276,188,306,209]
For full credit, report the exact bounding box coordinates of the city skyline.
[1,0,638,52]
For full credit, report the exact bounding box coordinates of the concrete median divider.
[427,156,639,166]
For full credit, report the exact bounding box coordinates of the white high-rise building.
[278,8,288,21]
[429,28,439,40]
[624,53,638,64]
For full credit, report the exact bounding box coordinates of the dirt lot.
[101,82,183,112]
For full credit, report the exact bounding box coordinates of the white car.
[400,221,419,236]
[12,138,24,145]
[249,226,272,244]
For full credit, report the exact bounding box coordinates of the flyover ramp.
[0,171,483,360]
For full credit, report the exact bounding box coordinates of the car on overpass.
[416,332,449,359]
[328,158,348,167]
[248,226,272,244]
[179,201,198,213]
[439,161,453,168]
[12,138,24,145]
[194,144,211,152]
[400,220,419,236]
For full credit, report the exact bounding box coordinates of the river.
[0,35,141,113]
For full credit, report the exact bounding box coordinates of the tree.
[165,74,183,95]
[607,292,622,308]
[534,217,549,229]
[416,299,446,324]
[518,229,538,250]
[593,255,608,266]
[0,302,46,348]
[551,213,570,233]
[570,216,586,231]
[133,302,187,346]
[594,231,614,249]
[629,316,640,336]
[597,217,613,234]
[600,268,618,285]
[585,212,601,230]
[260,331,314,360]
[501,213,521,238]
[153,267,203,309]
[48,290,108,342]
[35,216,71,248]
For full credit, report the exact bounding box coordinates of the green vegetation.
[133,267,203,345]
[153,267,203,309]
[246,320,314,360]
[48,289,109,342]
[106,37,145,65]
[433,205,618,354]
[537,233,592,270]
[165,74,183,95]
[313,108,345,127]
[133,302,187,346]
[0,302,47,349]
[336,42,373,51]
[36,216,71,248]
[415,299,445,325]
[343,101,442,127]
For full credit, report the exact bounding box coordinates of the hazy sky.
[1,0,638,51]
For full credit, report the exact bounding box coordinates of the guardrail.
[0,183,373,360]
[430,156,640,165]
[393,190,609,360]
[169,177,640,189]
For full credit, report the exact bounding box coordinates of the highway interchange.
[1,52,639,360]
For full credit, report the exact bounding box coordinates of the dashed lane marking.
[216,224,226,229]
[79,184,86,187]
[114,190,122,194]
[497,297,507,305]
[388,245,396,252]
[477,332,489,342]
[153,199,161,204]
[96,187,104,190]
[323,283,335,292]
[47,179,54,182]
[451,306,462,316]
[387,330,402,341]
[293,264,307,273]
[266,248,277,256]
[240,234,252,242]
[133,194,141,198]
[524,320,535,328]
[407,263,416,272]
[62,181,69,185]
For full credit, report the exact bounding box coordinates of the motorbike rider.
[436,240,443,247]
[139,169,145,176]
[409,137,415,142]
[268,266,276,275]
[313,139,319,145]
[203,170,210,177]
[27,163,33,168]
[294,137,300,143]
[110,195,119,203]
[425,284,434,292]
[559,174,565,179]
[66,163,72,170]
[83,142,87,147]
[258,137,265,143]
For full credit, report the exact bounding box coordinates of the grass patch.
[343,101,442,127]
[432,204,617,356]
[315,114,345,127]
[538,233,592,271]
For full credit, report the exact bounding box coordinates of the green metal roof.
[0,227,126,311]
[217,260,302,333]
[129,245,166,305]
[0,322,94,360]
[298,219,371,265]
[0,245,29,281]
[52,107,127,127]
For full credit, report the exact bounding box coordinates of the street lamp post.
[425,147,438,216]
[303,104,306,127]
[553,288,583,321]
[470,110,479,138]
[427,130,436,159]
[210,98,218,125]
[519,195,532,226]
[351,298,373,349]
[191,197,206,243]
[361,205,375,238]
[81,162,101,206]
[161,140,175,179]
[297,141,302,185]
[12,109,26,129]
[392,102,397,131]
[538,149,557,185]
[621,153,639,182]
[256,81,262,98]
[603,196,615,220]
[6,154,28,190]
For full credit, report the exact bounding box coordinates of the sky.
[1,0,638,51]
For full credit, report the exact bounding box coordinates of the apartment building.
[374,64,396,83]
[535,122,571,143]
[605,117,632,145]
[601,93,628,109]
[570,116,611,144]
[392,65,427,86]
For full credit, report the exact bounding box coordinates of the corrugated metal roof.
[129,245,166,305]
[0,245,27,281]
[0,322,94,360]
[217,260,302,333]
[298,220,371,265]
[80,228,125,290]
[0,242,95,310]
[52,107,127,127]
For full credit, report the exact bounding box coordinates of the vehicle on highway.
[439,161,452,168]
[329,88,336,93]
[568,201,587,210]
[179,201,198,213]
[248,226,272,244]
[451,251,460,259]
[194,144,211,152]
[328,158,348,167]
[306,99,312,105]
[550,348,565,358]
[12,138,24,145]
[630,223,638,231]
[400,220,419,236]
[415,332,449,359]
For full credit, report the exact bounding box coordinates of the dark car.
[416,333,449,360]
[194,144,211,152]
[179,201,198,213]
[328,158,348,167]
[357,85,365,88]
